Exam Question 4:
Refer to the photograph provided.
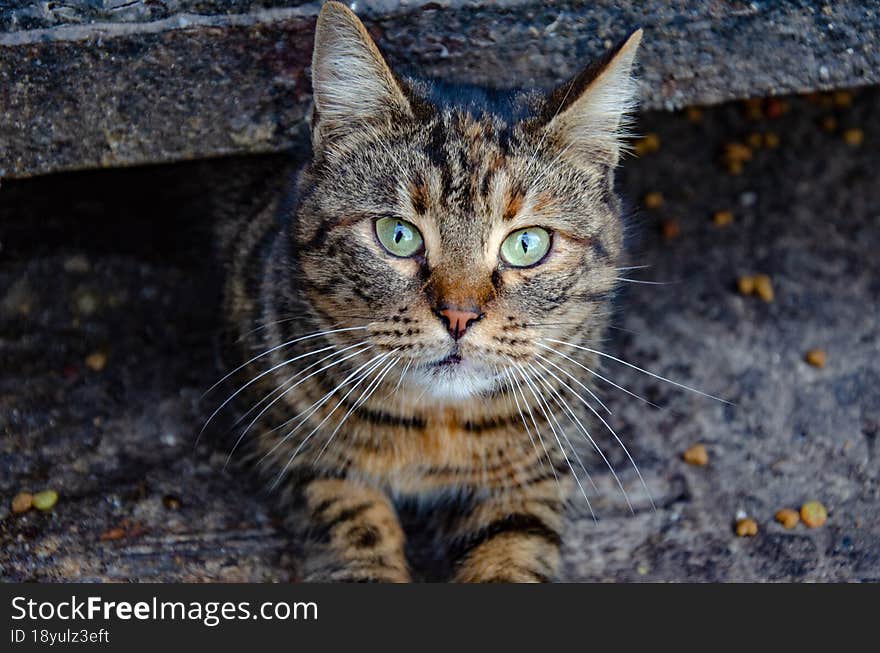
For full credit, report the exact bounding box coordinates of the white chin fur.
[408,365,499,400]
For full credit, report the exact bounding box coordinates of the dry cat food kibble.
[736,274,775,298]
[660,219,680,240]
[633,133,661,156]
[685,106,702,123]
[753,274,774,302]
[100,527,127,542]
[643,192,664,209]
[85,351,108,372]
[682,444,709,466]
[724,159,743,176]
[100,518,146,541]
[737,275,755,295]
[833,90,853,108]
[805,349,826,368]
[724,142,753,162]
[820,115,838,133]
[32,489,58,511]
[800,501,828,528]
[774,508,800,529]
[735,518,759,537]
[712,210,733,227]
[720,142,753,176]
[842,128,864,146]
[745,132,780,150]
[162,494,182,510]
[11,492,33,514]
[76,292,98,315]
[743,98,764,120]
[764,98,789,119]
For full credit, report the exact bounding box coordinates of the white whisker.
[534,350,612,415]
[201,325,370,399]
[544,338,730,404]
[510,360,596,521]
[614,277,672,285]
[384,358,412,399]
[314,355,401,463]
[528,360,639,513]
[199,342,340,445]
[524,364,600,496]
[224,343,372,465]
[269,349,399,488]
[236,315,308,342]
[501,366,545,470]
[537,343,664,410]
[228,342,365,430]
[259,348,388,463]
[507,363,560,491]
[534,350,659,510]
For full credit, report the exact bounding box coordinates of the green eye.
[375,217,424,257]
[500,227,551,267]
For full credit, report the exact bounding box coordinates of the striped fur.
[217,2,641,582]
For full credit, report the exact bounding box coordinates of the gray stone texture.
[2,1,879,178]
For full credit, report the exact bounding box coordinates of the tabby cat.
[216,1,642,582]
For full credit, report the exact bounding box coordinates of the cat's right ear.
[532,30,642,168]
[310,2,413,151]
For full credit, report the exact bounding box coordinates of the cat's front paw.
[452,533,560,583]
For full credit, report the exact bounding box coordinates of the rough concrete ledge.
[1,1,878,179]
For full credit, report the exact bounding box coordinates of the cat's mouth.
[409,349,498,399]
[409,346,506,401]
[433,353,462,367]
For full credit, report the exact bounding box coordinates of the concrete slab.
[2,1,878,178]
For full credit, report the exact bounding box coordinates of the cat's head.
[291,2,641,401]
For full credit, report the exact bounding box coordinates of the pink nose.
[438,307,481,340]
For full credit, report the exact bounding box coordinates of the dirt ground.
[1,88,878,582]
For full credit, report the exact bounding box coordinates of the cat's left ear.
[534,29,642,168]
[310,1,413,151]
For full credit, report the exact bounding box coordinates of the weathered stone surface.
[1,88,878,581]
[2,1,878,179]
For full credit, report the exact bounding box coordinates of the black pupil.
[520,232,530,254]
[394,223,406,244]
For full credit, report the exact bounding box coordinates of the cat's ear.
[535,29,642,168]
[310,2,413,150]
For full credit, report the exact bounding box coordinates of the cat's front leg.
[293,477,410,582]
[449,477,570,583]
